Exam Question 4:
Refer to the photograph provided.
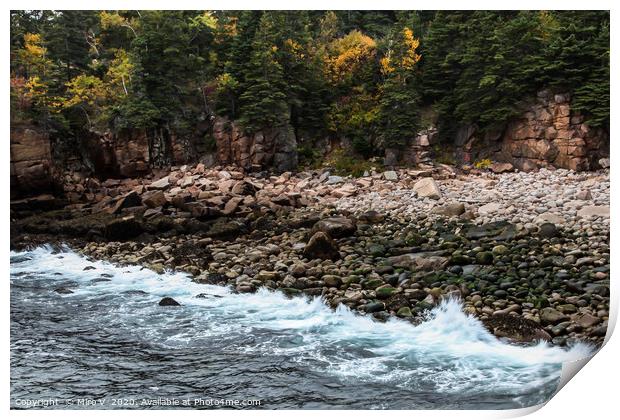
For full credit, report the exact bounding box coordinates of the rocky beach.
[11,163,610,347]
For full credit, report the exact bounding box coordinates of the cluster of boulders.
[11,161,610,347]
[72,197,609,347]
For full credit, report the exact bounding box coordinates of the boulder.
[577,206,610,218]
[231,180,259,196]
[148,176,170,190]
[11,194,57,212]
[397,307,413,318]
[54,287,74,295]
[483,314,551,343]
[312,217,356,238]
[376,286,398,299]
[325,176,344,185]
[142,190,167,208]
[540,307,570,325]
[303,232,340,261]
[538,222,559,238]
[383,170,398,181]
[159,297,181,306]
[535,212,566,225]
[363,301,385,313]
[413,177,441,199]
[357,210,385,224]
[223,197,244,215]
[574,313,601,329]
[104,215,143,240]
[206,220,246,240]
[478,202,502,215]
[490,162,514,173]
[388,251,448,271]
[432,202,465,217]
[575,190,592,200]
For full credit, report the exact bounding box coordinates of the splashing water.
[10,246,593,409]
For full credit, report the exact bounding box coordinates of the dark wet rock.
[122,290,148,296]
[367,243,386,257]
[104,215,143,241]
[195,293,223,299]
[376,287,398,299]
[303,232,340,261]
[358,210,385,224]
[279,287,302,297]
[159,297,181,306]
[192,272,227,284]
[387,251,448,271]
[449,254,470,265]
[575,313,601,329]
[363,301,385,313]
[170,242,212,266]
[540,307,570,325]
[493,224,518,241]
[493,289,508,298]
[466,221,517,241]
[54,287,74,295]
[432,203,465,217]
[475,251,494,265]
[231,180,259,196]
[372,311,390,321]
[322,275,342,288]
[287,213,321,229]
[108,191,142,214]
[385,293,409,311]
[142,190,168,208]
[538,222,559,238]
[465,221,507,239]
[483,314,552,343]
[396,307,413,318]
[206,219,246,240]
[312,217,356,239]
[83,266,96,271]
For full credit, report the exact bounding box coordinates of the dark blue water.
[10,246,592,409]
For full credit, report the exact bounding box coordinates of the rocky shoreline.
[11,163,610,347]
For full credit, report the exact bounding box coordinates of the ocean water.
[10,246,593,409]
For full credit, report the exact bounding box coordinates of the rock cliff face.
[498,91,608,171]
[9,89,609,199]
[457,90,609,171]
[212,116,298,172]
[10,124,54,196]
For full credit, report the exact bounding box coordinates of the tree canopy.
[10,10,610,155]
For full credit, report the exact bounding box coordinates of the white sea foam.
[11,245,594,399]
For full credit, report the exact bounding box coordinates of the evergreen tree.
[237,13,288,132]
[380,21,422,149]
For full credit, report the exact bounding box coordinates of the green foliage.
[378,20,423,150]
[9,9,609,159]
[237,13,289,132]
[474,158,492,169]
[421,10,610,138]
[297,144,323,168]
[326,149,381,177]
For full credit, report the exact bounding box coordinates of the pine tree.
[380,22,422,149]
[237,13,288,132]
